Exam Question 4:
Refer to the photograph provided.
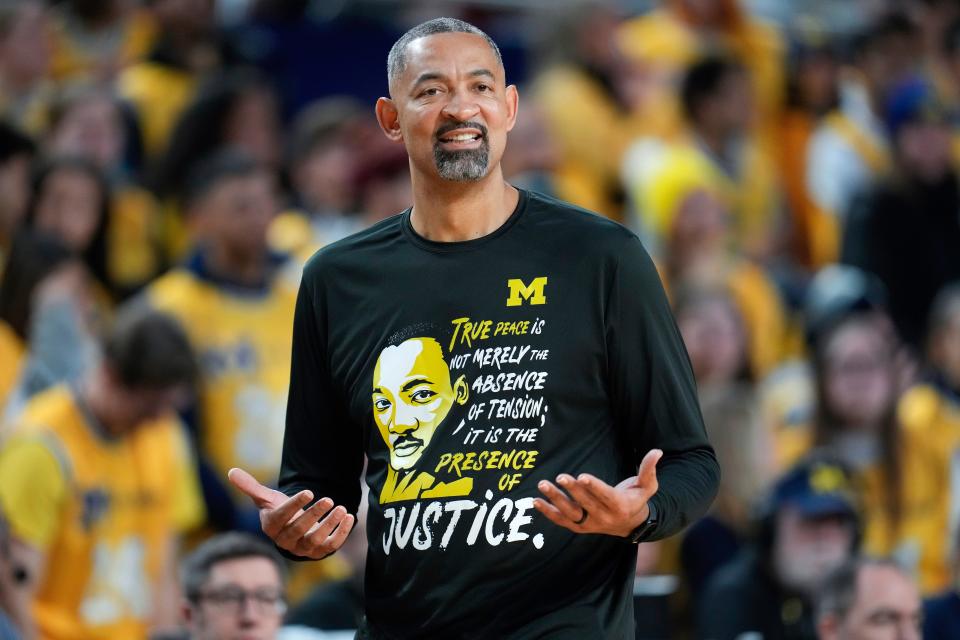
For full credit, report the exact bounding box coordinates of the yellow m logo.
[506,277,548,307]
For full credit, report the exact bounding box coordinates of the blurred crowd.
[0,0,959,638]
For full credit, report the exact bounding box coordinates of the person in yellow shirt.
[0,306,204,640]
[777,308,951,594]
[146,151,297,534]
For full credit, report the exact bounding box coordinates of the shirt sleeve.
[0,436,68,549]
[605,234,720,541]
[278,257,364,519]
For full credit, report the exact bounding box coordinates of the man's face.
[197,172,277,262]
[380,32,518,183]
[185,557,285,640]
[824,565,922,640]
[772,507,854,595]
[373,338,456,470]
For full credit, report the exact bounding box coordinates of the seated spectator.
[181,532,287,640]
[0,230,92,422]
[0,510,27,640]
[0,1,53,136]
[817,557,922,640]
[145,150,296,535]
[699,457,859,640]
[0,306,204,639]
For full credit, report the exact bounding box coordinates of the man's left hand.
[533,449,662,537]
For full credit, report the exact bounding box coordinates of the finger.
[227,467,285,509]
[532,497,580,533]
[537,479,585,522]
[302,509,354,558]
[573,473,619,510]
[634,449,663,491]
[273,498,335,550]
[262,490,314,538]
[558,475,609,515]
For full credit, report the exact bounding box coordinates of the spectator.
[699,458,860,640]
[0,122,35,269]
[842,78,960,351]
[817,557,922,640]
[921,284,960,415]
[23,155,113,300]
[0,230,89,422]
[806,12,919,239]
[116,0,223,159]
[47,0,156,83]
[45,85,165,295]
[145,151,295,534]
[782,302,952,593]
[0,1,53,136]
[150,70,283,258]
[0,305,204,639]
[181,532,287,640]
[624,55,781,259]
[924,527,960,640]
[532,2,650,220]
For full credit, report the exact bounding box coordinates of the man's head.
[183,151,278,264]
[816,557,922,640]
[765,460,860,596]
[90,306,197,434]
[181,532,287,640]
[376,18,518,184]
[373,336,468,471]
[853,12,919,103]
[884,78,954,183]
[680,56,753,139]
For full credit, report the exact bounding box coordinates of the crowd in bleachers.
[0,0,959,638]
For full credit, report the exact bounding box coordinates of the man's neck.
[409,168,519,242]
[206,244,269,287]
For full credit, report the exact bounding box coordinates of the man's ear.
[817,614,839,640]
[504,84,519,133]
[376,97,403,142]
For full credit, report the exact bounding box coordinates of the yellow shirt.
[108,184,164,291]
[49,9,156,82]
[116,62,196,159]
[146,258,298,487]
[0,385,203,640]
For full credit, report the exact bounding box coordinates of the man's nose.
[392,402,420,433]
[440,89,480,121]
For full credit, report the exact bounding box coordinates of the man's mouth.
[392,435,424,457]
[435,123,487,149]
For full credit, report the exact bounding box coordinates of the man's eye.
[374,398,391,411]
[410,389,437,403]
[477,84,490,92]
[421,87,440,97]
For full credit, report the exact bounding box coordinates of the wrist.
[626,500,658,543]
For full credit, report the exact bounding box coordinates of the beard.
[433,122,490,181]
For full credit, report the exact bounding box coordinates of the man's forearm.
[643,446,720,541]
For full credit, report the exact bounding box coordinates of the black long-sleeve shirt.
[279,188,719,639]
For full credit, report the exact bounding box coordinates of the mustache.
[434,120,488,141]
[392,433,425,448]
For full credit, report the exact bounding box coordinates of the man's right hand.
[227,468,355,560]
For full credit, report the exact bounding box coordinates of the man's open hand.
[533,449,662,537]
[227,468,354,559]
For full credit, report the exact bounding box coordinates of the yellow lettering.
[506,277,548,307]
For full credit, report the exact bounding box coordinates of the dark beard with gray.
[433,122,490,181]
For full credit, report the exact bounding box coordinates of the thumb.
[634,449,663,491]
[227,467,283,510]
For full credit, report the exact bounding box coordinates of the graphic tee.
[281,189,718,639]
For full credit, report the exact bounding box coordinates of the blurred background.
[1,0,960,638]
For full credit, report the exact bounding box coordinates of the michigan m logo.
[506,277,548,307]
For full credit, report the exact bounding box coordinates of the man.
[817,557,922,640]
[700,459,860,640]
[230,17,719,638]
[147,150,297,533]
[0,306,204,639]
[181,532,287,640]
[373,334,471,503]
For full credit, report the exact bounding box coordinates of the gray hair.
[816,556,911,624]
[386,17,503,90]
[181,532,287,602]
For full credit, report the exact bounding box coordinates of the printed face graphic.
[373,338,456,470]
